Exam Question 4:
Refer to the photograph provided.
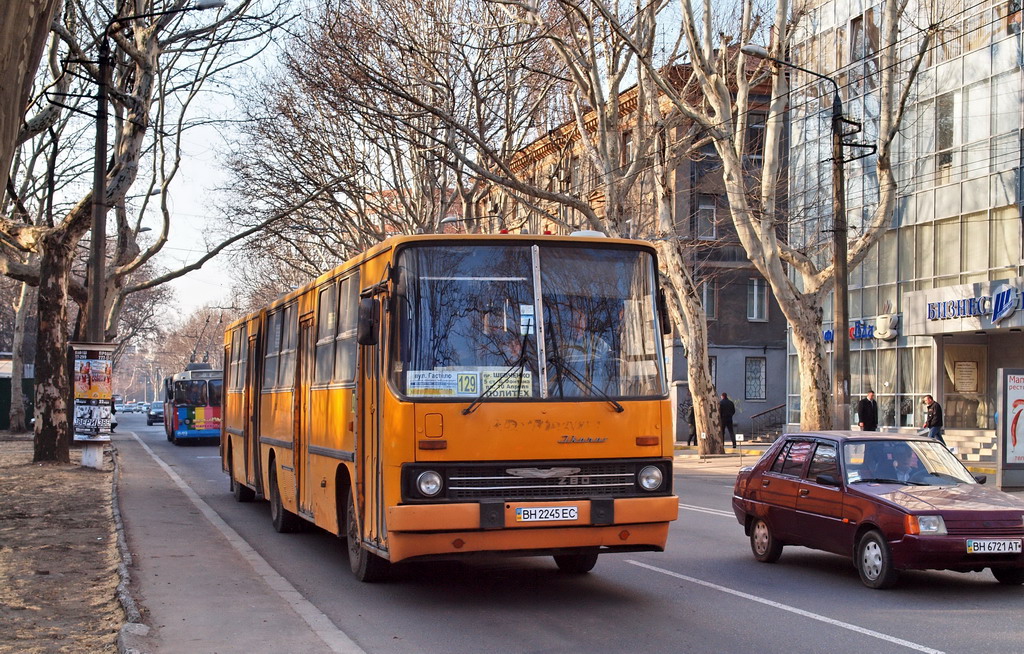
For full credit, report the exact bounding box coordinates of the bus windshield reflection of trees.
[392,244,665,400]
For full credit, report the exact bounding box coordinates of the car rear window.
[770,440,814,477]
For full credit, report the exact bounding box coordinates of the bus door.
[246,335,262,495]
[357,294,385,549]
[297,317,315,515]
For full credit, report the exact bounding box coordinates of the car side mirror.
[973,473,987,485]
[356,298,379,346]
[815,474,841,487]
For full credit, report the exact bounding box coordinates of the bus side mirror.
[357,298,379,346]
[657,288,672,335]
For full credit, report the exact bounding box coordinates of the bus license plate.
[515,506,578,522]
[966,539,1023,554]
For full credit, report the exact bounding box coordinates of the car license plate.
[966,539,1023,554]
[515,506,578,522]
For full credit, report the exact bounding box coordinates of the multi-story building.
[788,0,1023,459]
[484,78,789,440]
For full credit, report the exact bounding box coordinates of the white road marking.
[627,560,944,654]
[679,502,734,518]
[130,433,366,654]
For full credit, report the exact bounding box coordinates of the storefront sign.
[905,278,1024,336]
[822,319,891,342]
[71,342,116,442]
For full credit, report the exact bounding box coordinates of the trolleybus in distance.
[163,364,223,445]
[221,233,678,581]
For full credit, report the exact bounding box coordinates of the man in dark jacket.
[857,390,879,431]
[923,395,946,445]
[719,392,736,448]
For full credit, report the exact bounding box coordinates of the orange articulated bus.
[222,233,678,581]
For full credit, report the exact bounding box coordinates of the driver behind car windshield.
[845,440,976,485]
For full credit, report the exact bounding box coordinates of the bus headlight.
[638,465,663,491]
[416,471,443,497]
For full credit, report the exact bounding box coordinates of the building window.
[701,280,717,320]
[747,278,768,322]
[696,195,716,240]
[745,357,767,400]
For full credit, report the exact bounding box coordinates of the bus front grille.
[446,463,636,500]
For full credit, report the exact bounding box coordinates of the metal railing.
[750,404,786,442]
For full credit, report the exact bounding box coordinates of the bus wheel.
[230,474,255,503]
[269,465,301,533]
[346,493,389,582]
[553,550,599,574]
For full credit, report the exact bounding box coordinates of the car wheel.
[991,567,1024,585]
[346,492,389,582]
[750,518,783,563]
[856,530,899,589]
[269,464,301,533]
[553,550,599,573]
[146,420,152,426]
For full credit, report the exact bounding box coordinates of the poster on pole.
[71,342,116,442]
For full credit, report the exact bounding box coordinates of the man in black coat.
[719,392,736,448]
[857,390,879,431]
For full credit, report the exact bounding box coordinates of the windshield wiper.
[547,354,624,413]
[852,477,928,485]
[462,331,531,415]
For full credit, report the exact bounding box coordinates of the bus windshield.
[391,243,665,401]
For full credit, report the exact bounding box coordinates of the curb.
[110,439,153,654]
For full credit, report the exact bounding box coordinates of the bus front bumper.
[386,495,678,563]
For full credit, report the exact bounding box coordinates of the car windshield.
[390,243,666,401]
[844,440,976,485]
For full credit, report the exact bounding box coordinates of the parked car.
[146,402,165,426]
[733,431,1024,589]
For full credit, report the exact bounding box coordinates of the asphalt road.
[117,413,1024,654]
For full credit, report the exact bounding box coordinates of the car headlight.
[416,471,443,497]
[906,514,947,536]
[638,465,664,491]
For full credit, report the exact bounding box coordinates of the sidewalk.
[113,431,341,654]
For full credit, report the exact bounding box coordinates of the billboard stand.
[70,342,116,470]
[996,368,1024,490]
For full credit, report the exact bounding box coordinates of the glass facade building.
[787,0,1023,451]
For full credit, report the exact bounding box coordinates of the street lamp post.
[741,43,851,429]
[87,1,225,343]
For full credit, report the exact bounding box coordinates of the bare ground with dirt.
[0,433,122,653]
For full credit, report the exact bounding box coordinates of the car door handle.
[799,488,810,496]
[761,479,770,487]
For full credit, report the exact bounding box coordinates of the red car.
[733,431,1024,589]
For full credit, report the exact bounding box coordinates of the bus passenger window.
[263,311,283,389]
[315,284,337,384]
[335,274,359,383]
[277,305,298,388]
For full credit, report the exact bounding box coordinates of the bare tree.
[0,0,62,209]
[602,0,932,429]
[1,0,287,462]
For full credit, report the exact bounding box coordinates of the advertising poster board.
[71,342,116,442]
[997,368,1024,490]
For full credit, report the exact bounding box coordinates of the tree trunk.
[8,281,33,433]
[789,305,832,431]
[32,233,74,463]
[655,241,723,454]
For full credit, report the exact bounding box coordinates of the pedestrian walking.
[857,390,879,431]
[719,392,736,448]
[685,403,697,445]
[922,395,946,446]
